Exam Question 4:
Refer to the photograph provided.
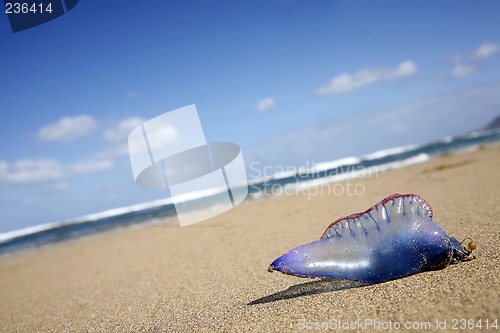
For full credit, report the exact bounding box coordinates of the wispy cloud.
[98,116,151,160]
[255,97,276,112]
[36,115,96,143]
[0,159,64,186]
[316,60,417,95]
[0,156,114,188]
[103,117,145,143]
[451,64,476,77]
[451,42,499,77]
[69,158,114,175]
[2,115,147,188]
[473,42,499,60]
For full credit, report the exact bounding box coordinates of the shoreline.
[2,140,498,259]
[0,144,499,332]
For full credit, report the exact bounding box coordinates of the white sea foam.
[442,136,454,143]
[271,168,300,180]
[373,153,430,172]
[0,222,68,243]
[292,153,430,192]
[249,156,361,185]
[0,186,228,243]
[309,156,361,173]
[0,200,169,243]
[362,143,419,160]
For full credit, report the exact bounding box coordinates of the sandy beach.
[1,144,499,332]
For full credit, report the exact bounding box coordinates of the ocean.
[1,129,499,255]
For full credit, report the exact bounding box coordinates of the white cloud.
[69,158,114,175]
[317,70,378,95]
[1,115,147,189]
[1,159,64,185]
[255,97,276,112]
[97,116,150,162]
[0,156,114,188]
[451,64,476,77]
[36,115,96,143]
[392,61,418,77]
[450,42,499,78]
[1,114,132,187]
[103,117,145,142]
[317,60,417,95]
[473,42,499,60]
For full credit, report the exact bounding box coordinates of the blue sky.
[1,1,499,232]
